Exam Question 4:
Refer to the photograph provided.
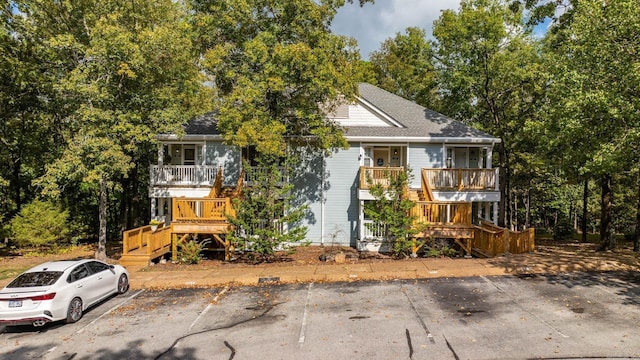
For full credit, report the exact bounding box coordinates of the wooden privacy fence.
[472,221,535,256]
[122,223,172,256]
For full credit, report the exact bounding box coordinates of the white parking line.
[298,283,314,348]
[75,289,145,335]
[481,276,569,338]
[188,287,229,331]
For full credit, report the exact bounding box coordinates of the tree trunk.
[598,174,615,251]
[95,177,108,261]
[525,182,531,229]
[497,143,509,228]
[634,170,640,252]
[582,179,588,243]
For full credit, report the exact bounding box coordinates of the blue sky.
[331,1,550,60]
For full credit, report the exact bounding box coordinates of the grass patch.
[0,267,29,281]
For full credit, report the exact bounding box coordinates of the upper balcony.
[150,165,287,188]
[422,168,498,191]
[359,166,498,192]
[150,165,218,187]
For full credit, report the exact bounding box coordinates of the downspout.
[321,155,325,245]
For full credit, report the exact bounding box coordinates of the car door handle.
[77,285,83,288]
[98,277,103,280]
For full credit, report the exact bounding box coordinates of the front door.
[373,148,389,167]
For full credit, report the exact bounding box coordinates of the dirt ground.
[1,239,639,279]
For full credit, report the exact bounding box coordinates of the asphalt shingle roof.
[347,83,497,140]
[181,83,498,142]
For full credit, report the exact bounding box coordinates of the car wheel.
[117,274,129,294]
[66,297,83,324]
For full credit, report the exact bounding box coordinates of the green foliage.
[364,168,419,258]
[552,217,574,241]
[9,199,70,249]
[432,0,544,227]
[423,239,458,258]
[370,27,438,108]
[178,238,210,265]
[194,0,363,156]
[229,154,308,261]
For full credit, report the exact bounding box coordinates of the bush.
[553,217,575,241]
[178,238,209,264]
[9,200,71,249]
[423,239,458,258]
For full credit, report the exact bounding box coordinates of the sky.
[331,0,462,60]
[331,0,550,60]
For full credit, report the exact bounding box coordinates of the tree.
[369,27,438,108]
[543,0,640,250]
[228,155,308,261]
[192,0,372,156]
[432,0,543,228]
[364,169,422,258]
[30,0,208,259]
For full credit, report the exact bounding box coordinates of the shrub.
[9,200,71,249]
[423,239,458,258]
[178,238,209,264]
[553,217,575,241]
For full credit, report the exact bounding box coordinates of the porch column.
[150,197,157,219]
[484,202,491,222]
[157,143,163,166]
[158,198,165,218]
[492,202,499,225]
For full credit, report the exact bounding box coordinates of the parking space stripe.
[480,276,569,339]
[401,286,436,343]
[75,289,145,335]
[297,282,314,348]
[188,287,229,331]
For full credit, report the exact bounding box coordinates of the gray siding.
[205,142,241,185]
[407,144,443,188]
[321,145,361,246]
[291,151,324,243]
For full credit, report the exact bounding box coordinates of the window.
[164,144,204,165]
[7,272,62,288]
[67,265,90,283]
[86,261,110,274]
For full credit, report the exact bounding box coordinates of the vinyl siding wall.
[205,142,241,185]
[407,144,443,188]
[320,145,361,246]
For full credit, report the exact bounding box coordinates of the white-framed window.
[445,146,488,169]
[163,144,204,165]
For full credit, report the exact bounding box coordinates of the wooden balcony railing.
[172,197,235,222]
[244,166,287,184]
[410,201,472,226]
[422,168,498,191]
[122,224,172,255]
[360,166,405,189]
[150,165,218,186]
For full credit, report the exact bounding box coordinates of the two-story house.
[121,83,533,266]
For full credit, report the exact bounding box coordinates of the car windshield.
[7,271,63,288]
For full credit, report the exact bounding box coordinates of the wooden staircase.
[120,168,244,267]
[120,224,173,267]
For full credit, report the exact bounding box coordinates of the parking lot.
[1,272,639,359]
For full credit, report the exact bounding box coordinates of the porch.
[120,197,236,267]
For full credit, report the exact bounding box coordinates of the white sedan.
[0,259,129,327]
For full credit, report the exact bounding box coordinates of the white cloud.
[331,0,461,59]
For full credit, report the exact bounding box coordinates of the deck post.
[171,233,178,262]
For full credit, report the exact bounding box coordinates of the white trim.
[346,136,501,144]
[355,96,406,128]
[157,134,223,141]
